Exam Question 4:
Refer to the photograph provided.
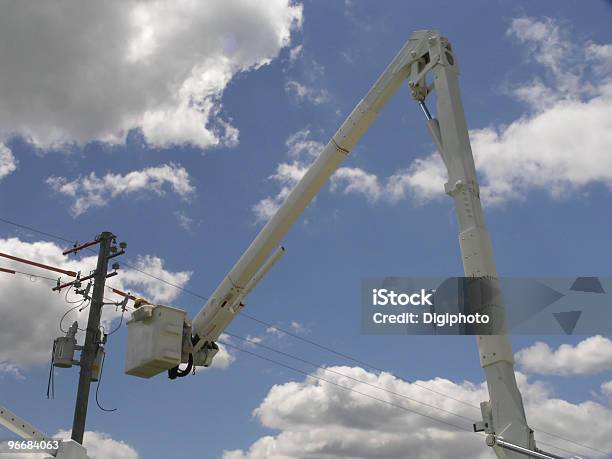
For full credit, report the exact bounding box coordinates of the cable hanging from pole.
[95,351,117,413]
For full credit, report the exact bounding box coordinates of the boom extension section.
[125,30,536,458]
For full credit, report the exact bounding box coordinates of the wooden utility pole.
[71,231,114,444]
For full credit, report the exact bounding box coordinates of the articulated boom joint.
[407,33,455,103]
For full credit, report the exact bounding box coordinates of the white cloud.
[210,344,235,369]
[116,255,192,304]
[289,321,306,333]
[265,326,285,339]
[256,17,612,214]
[0,144,16,179]
[515,336,612,376]
[330,157,447,206]
[330,167,382,202]
[59,430,138,459]
[285,129,324,159]
[174,211,194,231]
[0,362,25,380]
[386,87,612,205]
[587,43,612,74]
[0,0,302,150]
[343,0,373,33]
[239,321,306,350]
[222,366,612,458]
[14,430,138,459]
[253,129,324,221]
[285,80,329,105]
[439,17,612,205]
[210,334,236,369]
[252,161,305,221]
[329,17,612,207]
[253,129,448,221]
[330,164,447,205]
[284,50,328,105]
[507,16,586,104]
[244,335,264,348]
[47,163,195,216]
[288,44,303,63]
[0,238,191,374]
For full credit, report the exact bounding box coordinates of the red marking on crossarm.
[0,252,77,277]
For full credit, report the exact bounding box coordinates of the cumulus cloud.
[587,43,612,74]
[515,335,612,376]
[285,80,329,105]
[243,335,264,348]
[288,44,303,63]
[507,16,587,105]
[285,129,325,158]
[255,16,612,215]
[222,366,612,458]
[57,430,138,459]
[284,53,328,105]
[46,163,194,216]
[237,321,307,350]
[113,254,192,304]
[330,163,449,204]
[253,128,447,220]
[324,17,612,207]
[0,362,25,380]
[14,430,138,459]
[265,327,286,339]
[0,144,17,180]
[330,167,382,202]
[210,334,236,369]
[0,237,191,373]
[289,321,306,333]
[174,211,195,231]
[0,0,302,150]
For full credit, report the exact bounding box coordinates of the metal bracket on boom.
[486,434,581,459]
[473,401,493,434]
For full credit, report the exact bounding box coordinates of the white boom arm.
[190,30,535,457]
[0,402,88,458]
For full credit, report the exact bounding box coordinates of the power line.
[106,309,126,336]
[219,340,475,434]
[220,340,591,459]
[225,332,605,458]
[118,261,208,301]
[237,312,609,457]
[0,216,481,412]
[59,302,89,334]
[0,217,73,244]
[1,259,132,331]
[0,216,607,457]
[236,311,481,411]
[95,352,116,413]
[0,216,207,301]
[224,331,476,423]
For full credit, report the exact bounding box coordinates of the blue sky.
[1,1,612,458]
